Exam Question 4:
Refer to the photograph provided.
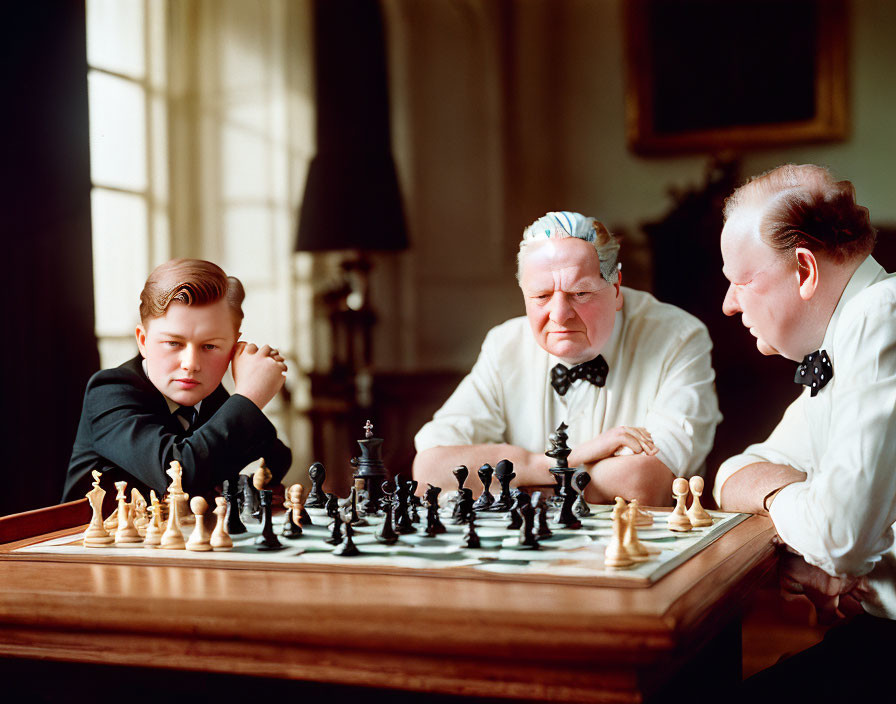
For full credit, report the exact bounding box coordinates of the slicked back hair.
[724,164,876,263]
[139,259,245,328]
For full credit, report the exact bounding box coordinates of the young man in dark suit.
[63,259,291,503]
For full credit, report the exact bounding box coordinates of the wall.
[379,0,896,376]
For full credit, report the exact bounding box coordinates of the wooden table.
[0,500,776,703]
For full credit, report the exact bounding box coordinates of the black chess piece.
[347,487,369,527]
[333,517,360,557]
[489,459,516,511]
[423,484,446,537]
[299,505,313,526]
[534,492,553,538]
[254,489,284,550]
[554,477,582,530]
[325,512,344,545]
[375,482,399,545]
[239,474,260,525]
[460,511,480,549]
[305,462,327,508]
[506,489,525,530]
[472,464,495,511]
[222,478,247,535]
[518,502,539,548]
[325,492,340,519]
[394,474,415,534]
[572,469,592,518]
[549,471,565,507]
[450,466,469,519]
[352,420,388,515]
[546,422,572,468]
[281,504,303,538]
[408,480,421,523]
[453,488,474,525]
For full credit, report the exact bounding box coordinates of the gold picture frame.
[625,0,849,155]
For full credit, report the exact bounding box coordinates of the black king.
[350,420,388,515]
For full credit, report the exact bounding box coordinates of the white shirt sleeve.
[770,299,896,578]
[712,395,815,506]
[643,323,721,478]
[414,328,507,451]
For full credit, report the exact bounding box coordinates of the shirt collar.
[821,255,888,350]
[140,358,202,416]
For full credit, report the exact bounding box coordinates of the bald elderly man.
[413,211,721,505]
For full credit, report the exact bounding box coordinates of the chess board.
[4,503,748,587]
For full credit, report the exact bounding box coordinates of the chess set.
[5,423,748,587]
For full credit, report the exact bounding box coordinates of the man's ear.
[136,325,147,358]
[795,247,819,301]
[614,271,624,312]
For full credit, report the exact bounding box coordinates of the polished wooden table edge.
[0,503,777,703]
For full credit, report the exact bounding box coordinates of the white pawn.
[686,476,713,527]
[131,488,148,536]
[604,497,634,568]
[114,481,142,544]
[160,494,186,549]
[186,496,212,552]
[668,477,693,532]
[210,497,233,551]
[144,491,163,548]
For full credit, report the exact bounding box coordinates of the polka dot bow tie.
[550,355,609,396]
[794,350,833,397]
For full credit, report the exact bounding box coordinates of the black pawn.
[506,489,525,530]
[333,518,360,557]
[460,511,480,549]
[222,478,247,535]
[489,459,516,511]
[451,466,469,519]
[254,489,284,550]
[239,474,260,525]
[572,470,592,518]
[472,464,495,511]
[305,462,327,508]
[518,502,539,548]
[325,492,340,519]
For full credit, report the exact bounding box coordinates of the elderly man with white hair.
[413,211,721,505]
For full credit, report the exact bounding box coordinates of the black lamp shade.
[295,0,408,253]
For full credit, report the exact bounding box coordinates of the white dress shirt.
[415,288,721,479]
[714,256,896,618]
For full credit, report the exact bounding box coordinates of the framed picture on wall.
[624,0,848,155]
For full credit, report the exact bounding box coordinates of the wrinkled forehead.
[519,239,604,287]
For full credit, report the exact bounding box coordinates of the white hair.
[517,211,620,282]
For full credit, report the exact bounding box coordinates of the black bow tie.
[794,350,833,397]
[174,405,198,429]
[551,356,609,396]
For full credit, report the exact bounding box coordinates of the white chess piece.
[210,496,233,551]
[623,503,650,562]
[160,494,186,549]
[686,476,713,527]
[144,491,163,548]
[604,497,634,568]
[668,478,693,532]
[114,481,142,544]
[186,496,212,551]
[83,470,113,547]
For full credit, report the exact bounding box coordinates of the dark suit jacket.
[63,354,291,502]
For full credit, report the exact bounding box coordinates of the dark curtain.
[0,1,99,514]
